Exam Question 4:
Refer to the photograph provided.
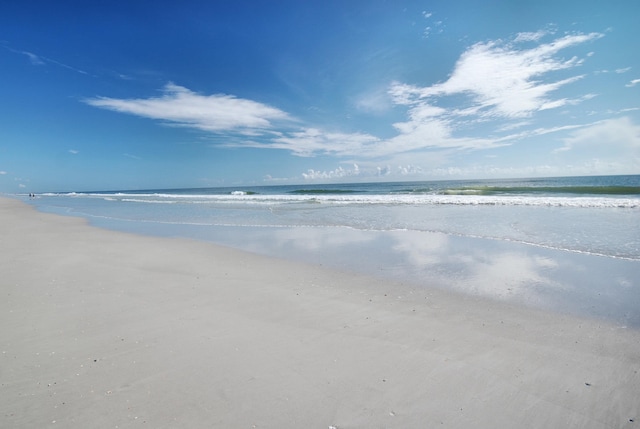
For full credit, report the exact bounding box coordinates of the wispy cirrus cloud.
[3,44,89,74]
[84,83,292,134]
[626,78,640,88]
[0,42,46,66]
[1,43,45,65]
[21,50,45,65]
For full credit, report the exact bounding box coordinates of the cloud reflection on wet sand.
[224,226,639,327]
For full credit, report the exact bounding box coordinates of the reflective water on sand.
[89,217,640,328]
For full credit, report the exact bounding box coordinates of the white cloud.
[386,114,504,153]
[390,32,602,118]
[81,31,610,167]
[495,120,532,132]
[252,116,503,159]
[343,31,605,162]
[248,128,381,157]
[68,149,79,154]
[302,164,361,180]
[514,30,548,43]
[353,88,392,113]
[556,116,640,153]
[421,11,444,39]
[626,79,640,87]
[22,51,45,65]
[504,123,585,142]
[539,93,597,111]
[0,171,7,175]
[396,164,423,175]
[85,83,292,133]
[299,163,426,182]
[2,46,45,66]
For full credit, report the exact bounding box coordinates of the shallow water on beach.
[60,219,640,327]
[21,175,640,327]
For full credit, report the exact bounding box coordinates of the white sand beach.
[1,196,639,428]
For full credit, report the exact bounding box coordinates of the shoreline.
[28,193,640,328]
[2,196,639,428]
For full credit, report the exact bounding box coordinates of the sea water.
[24,175,640,326]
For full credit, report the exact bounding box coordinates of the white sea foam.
[85,192,640,208]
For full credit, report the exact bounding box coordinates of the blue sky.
[1,0,639,192]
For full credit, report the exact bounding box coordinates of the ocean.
[24,175,640,326]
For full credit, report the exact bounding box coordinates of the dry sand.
[1,196,639,428]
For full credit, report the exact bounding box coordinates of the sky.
[1,0,639,192]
